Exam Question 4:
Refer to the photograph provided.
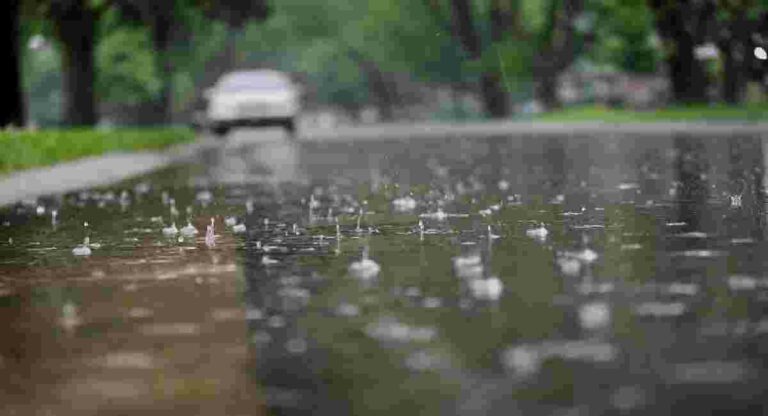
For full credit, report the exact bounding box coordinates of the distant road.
[298,120,768,142]
[3,119,767,207]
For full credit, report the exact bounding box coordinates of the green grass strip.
[0,127,195,175]
[533,103,768,122]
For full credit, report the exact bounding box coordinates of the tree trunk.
[722,44,744,104]
[535,72,560,110]
[532,0,584,111]
[57,5,97,126]
[2,0,25,128]
[650,2,708,104]
[450,0,481,59]
[150,12,174,124]
[484,0,512,117]
[721,13,749,104]
[362,62,396,122]
[450,0,510,118]
[480,72,508,117]
[669,34,707,103]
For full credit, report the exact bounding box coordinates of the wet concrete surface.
[3,126,768,415]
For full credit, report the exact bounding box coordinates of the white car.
[205,70,301,136]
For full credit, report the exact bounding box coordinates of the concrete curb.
[0,138,208,207]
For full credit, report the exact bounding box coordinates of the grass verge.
[0,127,195,175]
[533,103,768,122]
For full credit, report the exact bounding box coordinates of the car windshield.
[216,72,290,92]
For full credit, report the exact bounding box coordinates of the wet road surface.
[3,127,768,415]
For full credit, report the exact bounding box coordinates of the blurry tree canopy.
[17,0,270,126]
[21,0,109,126]
[648,0,768,104]
[13,0,768,127]
[586,0,659,74]
[711,0,768,103]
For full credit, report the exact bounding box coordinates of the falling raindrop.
[355,208,364,232]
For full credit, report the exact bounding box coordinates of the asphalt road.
[3,123,768,415]
[2,120,767,207]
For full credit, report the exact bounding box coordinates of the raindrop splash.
[72,237,92,256]
[349,246,381,280]
[526,223,549,241]
[205,218,216,248]
[162,222,179,237]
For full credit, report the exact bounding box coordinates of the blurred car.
[204,69,301,136]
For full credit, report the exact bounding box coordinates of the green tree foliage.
[96,26,161,105]
[585,0,659,73]
[17,0,270,126]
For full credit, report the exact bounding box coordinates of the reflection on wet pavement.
[3,131,768,414]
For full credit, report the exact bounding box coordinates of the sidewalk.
[0,138,208,207]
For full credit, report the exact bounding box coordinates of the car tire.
[212,125,229,137]
[283,118,296,137]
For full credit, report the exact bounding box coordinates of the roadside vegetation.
[0,127,194,175]
[533,103,768,123]
[5,1,767,129]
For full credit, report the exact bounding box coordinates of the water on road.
[3,128,768,415]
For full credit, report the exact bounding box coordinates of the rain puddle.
[2,132,768,414]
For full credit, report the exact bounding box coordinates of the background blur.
[6,0,768,129]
